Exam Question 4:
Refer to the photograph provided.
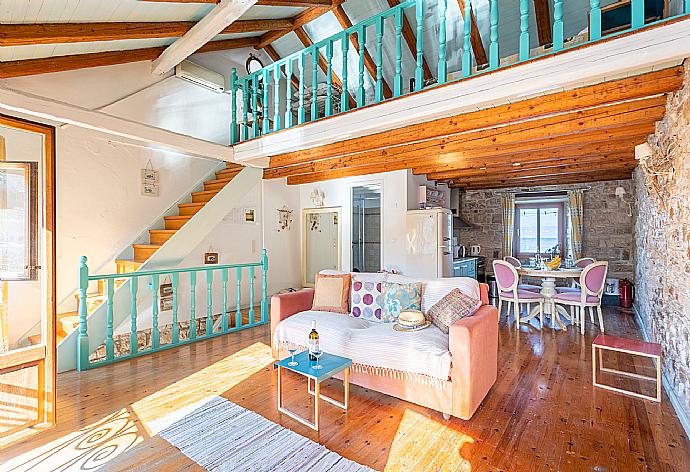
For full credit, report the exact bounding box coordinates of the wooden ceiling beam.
[267,67,683,167]
[0,20,290,47]
[0,37,258,79]
[256,1,339,49]
[455,0,488,66]
[453,170,634,190]
[533,0,553,46]
[332,5,393,100]
[386,0,432,81]
[142,0,331,5]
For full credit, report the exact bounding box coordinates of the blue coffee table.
[276,351,352,431]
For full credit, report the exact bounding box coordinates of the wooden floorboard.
[3,306,689,471]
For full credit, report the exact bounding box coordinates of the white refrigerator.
[405,209,453,278]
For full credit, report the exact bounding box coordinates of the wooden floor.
[3,306,690,471]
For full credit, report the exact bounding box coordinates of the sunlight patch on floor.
[384,409,475,472]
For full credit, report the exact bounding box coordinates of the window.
[0,162,38,280]
[513,201,565,258]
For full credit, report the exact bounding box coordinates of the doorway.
[302,207,341,286]
[351,184,382,273]
[0,115,56,446]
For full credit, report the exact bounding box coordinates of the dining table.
[516,266,584,329]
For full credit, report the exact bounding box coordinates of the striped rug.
[153,395,373,472]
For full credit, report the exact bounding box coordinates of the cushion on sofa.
[382,282,422,322]
[351,274,385,321]
[421,277,481,313]
[312,273,351,314]
[427,288,482,334]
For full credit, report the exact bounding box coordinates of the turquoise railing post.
[235,267,242,329]
[77,256,89,371]
[341,35,350,112]
[375,16,384,102]
[311,49,318,120]
[273,65,281,131]
[519,0,530,61]
[298,54,306,124]
[285,59,293,128]
[221,268,229,332]
[357,26,366,107]
[171,272,179,343]
[105,278,114,361]
[631,0,644,29]
[241,78,249,141]
[686,0,690,14]
[325,40,334,117]
[151,274,160,349]
[462,0,472,77]
[553,0,564,52]
[190,271,197,340]
[489,0,499,69]
[590,0,601,41]
[395,8,405,93]
[130,275,138,355]
[414,0,424,91]
[262,68,270,135]
[261,249,268,323]
[205,269,213,336]
[230,68,238,144]
[248,266,255,325]
[251,75,259,138]
[437,0,447,85]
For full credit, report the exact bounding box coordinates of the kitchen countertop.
[453,256,484,261]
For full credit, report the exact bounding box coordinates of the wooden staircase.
[30,162,245,346]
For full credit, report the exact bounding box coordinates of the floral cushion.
[351,276,385,321]
[382,282,422,323]
[427,288,481,334]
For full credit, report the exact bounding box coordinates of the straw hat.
[393,310,431,332]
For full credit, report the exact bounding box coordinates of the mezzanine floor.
[3,306,690,472]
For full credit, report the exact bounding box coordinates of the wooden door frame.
[0,113,57,442]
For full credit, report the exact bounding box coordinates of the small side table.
[592,334,662,402]
[276,351,352,431]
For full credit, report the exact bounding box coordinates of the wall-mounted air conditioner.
[175,60,225,93]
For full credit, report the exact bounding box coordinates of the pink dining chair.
[503,256,541,293]
[558,257,598,291]
[574,257,596,268]
[553,261,608,334]
[494,260,544,329]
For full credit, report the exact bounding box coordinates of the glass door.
[0,115,56,446]
[351,185,382,273]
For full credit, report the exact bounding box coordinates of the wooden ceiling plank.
[0,38,258,79]
[455,171,634,190]
[455,0,489,66]
[533,0,553,46]
[332,5,393,99]
[152,0,259,75]
[386,0,432,81]
[266,67,683,167]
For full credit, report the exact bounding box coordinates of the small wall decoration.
[309,188,325,207]
[277,205,293,231]
[244,207,256,223]
[159,277,173,311]
[141,160,160,197]
[308,213,321,232]
[204,252,219,264]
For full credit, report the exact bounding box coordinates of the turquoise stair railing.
[229,0,690,144]
[76,250,269,371]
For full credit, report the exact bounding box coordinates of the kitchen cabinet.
[453,257,486,281]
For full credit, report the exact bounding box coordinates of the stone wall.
[456,180,635,279]
[634,60,690,418]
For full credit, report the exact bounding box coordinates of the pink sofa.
[271,284,498,420]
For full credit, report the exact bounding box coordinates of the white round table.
[517,266,583,329]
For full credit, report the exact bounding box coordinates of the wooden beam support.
[266,67,683,167]
[386,0,432,81]
[0,38,259,79]
[256,2,339,49]
[0,20,289,47]
[455,0,489,66]
[293,26,356,109]
[453,170,634,190]
[332,5,393,100]
[533,0,553,46]
[152,0,259,75]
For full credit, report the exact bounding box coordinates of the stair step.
[178,202,205,216]
[215,167,243,180]
[115,259,142,274]
[164,215,192,230]
[191,189,220,204]
[149,229,177,244]
[226,162,244,170]
[203,177,234,191]
[132,244,161,262]
[28,334,42,345]
[97,278,126,293]
[56,312,79,343]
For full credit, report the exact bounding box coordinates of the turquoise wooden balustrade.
[228,0,690,144]
[76,250,269,371]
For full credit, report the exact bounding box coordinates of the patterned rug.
[152,396,372,471]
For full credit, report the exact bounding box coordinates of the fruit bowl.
[544,257,561,270]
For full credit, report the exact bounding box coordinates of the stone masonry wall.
[457,180,635,279]
[634,60,690,417]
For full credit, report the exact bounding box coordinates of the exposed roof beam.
[0,38,258,79]
[152,0,258,75]
[142,0,332,5]
[533,0,553,46]
[332,4,392,100]
[293,26,356,109]
[0,20,290,47]
[451,170,633,190]
[256,3,337,49]
[455,0,488,66]
[386,0,432,81]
